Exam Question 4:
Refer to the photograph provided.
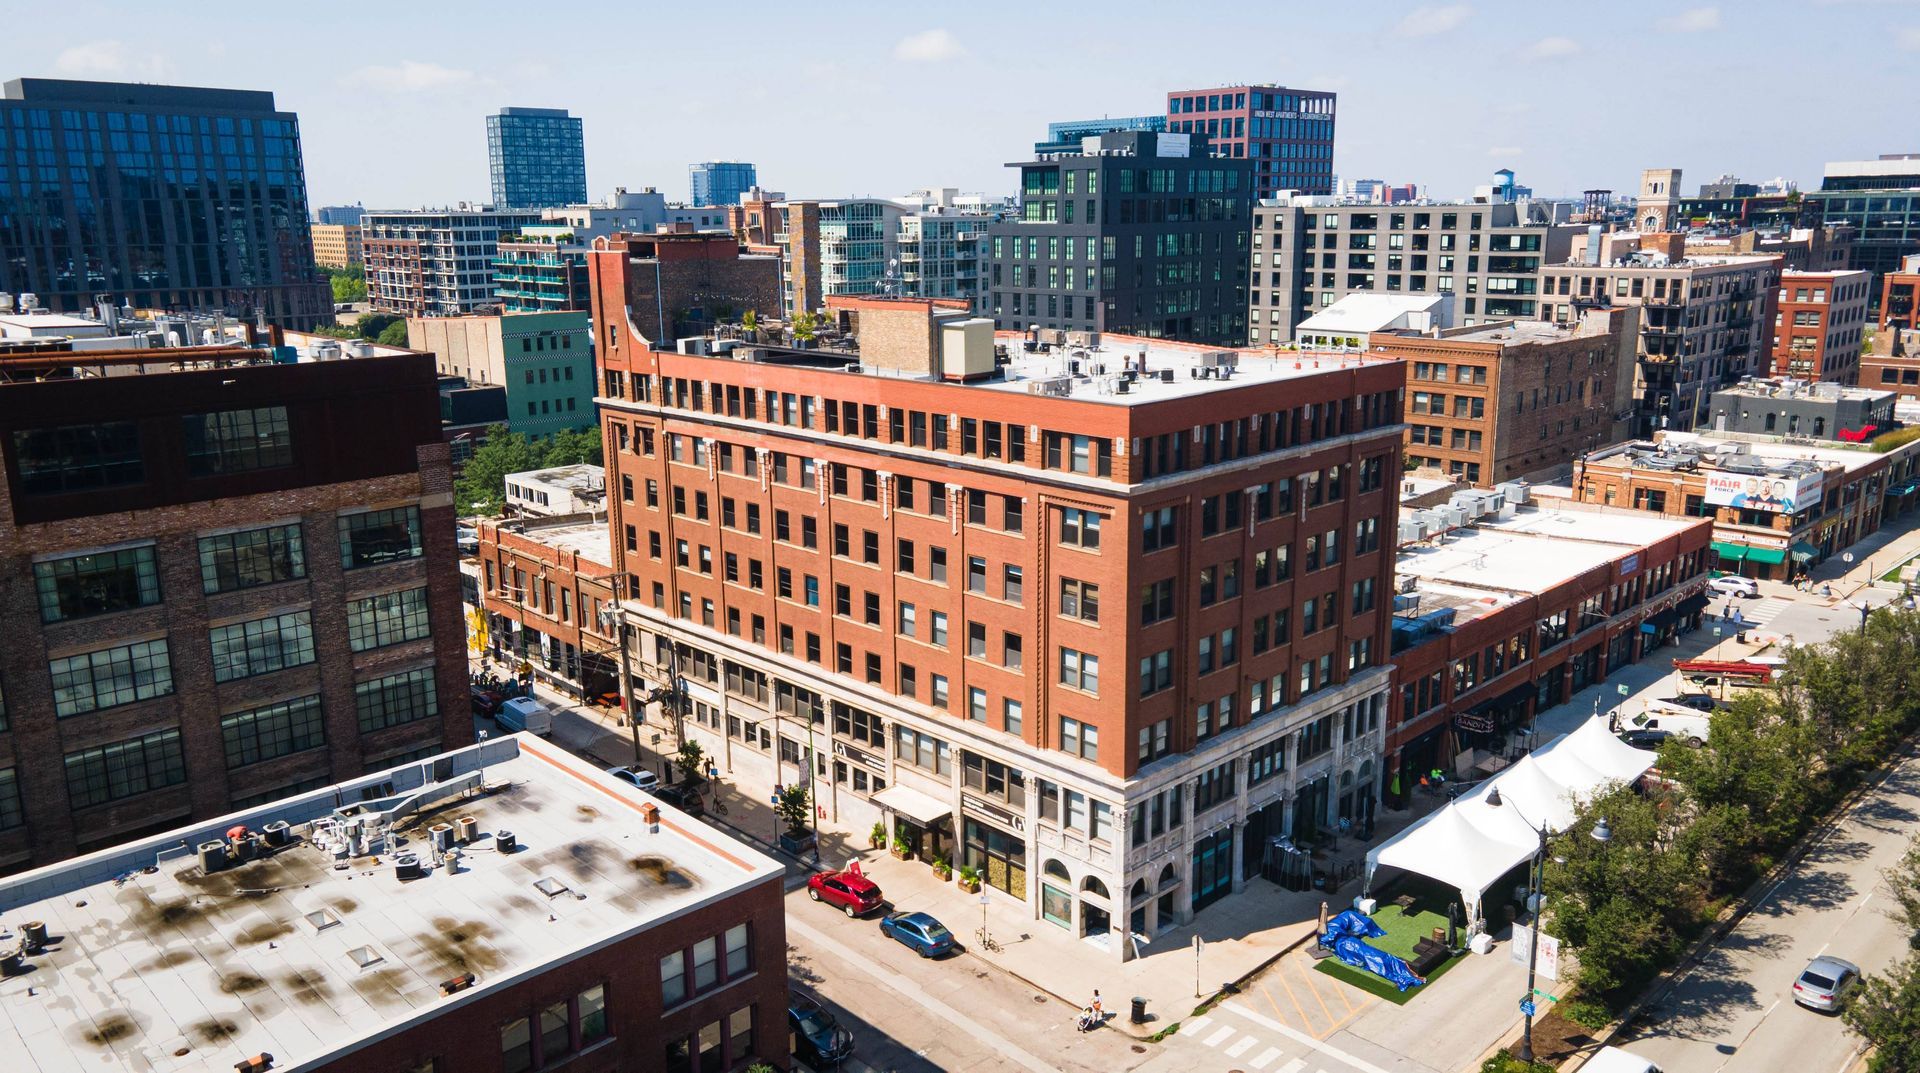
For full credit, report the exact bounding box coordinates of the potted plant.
[775,784,815,855]
[869,821,887,849]
[931,856,952,881]
[889,835,913,861]
[957,864,982,894]
[673,741,707,787]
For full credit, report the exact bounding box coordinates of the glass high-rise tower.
[0,77,330,328]
[486,107,587,209]
[689,161,757,209]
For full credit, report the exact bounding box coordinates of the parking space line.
[1264,972,1316,1036]
[1288,953,1338,1034]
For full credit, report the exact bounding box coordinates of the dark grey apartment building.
[988,130,1250,346]
[0,78,330,328]
[1249,196,1580,344]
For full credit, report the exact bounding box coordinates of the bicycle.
[973,928,1002,953]
[702,783,729,816]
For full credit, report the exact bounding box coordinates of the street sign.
[979,894,991,906]
[1712,626,1722,637]
[1532,988,1560,1003]
[1616,684,1631,696]
[1844,553,1855,563]
[1519,999,1536,1017]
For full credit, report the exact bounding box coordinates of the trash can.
[1130,996,1148,1024]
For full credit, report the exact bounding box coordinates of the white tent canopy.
[1364,717,1656,921]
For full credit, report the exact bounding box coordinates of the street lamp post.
[1488,788,1611,1064]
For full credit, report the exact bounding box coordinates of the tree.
[1888,835,1920,947]
[355,312,401,342]
[1844,953,1920,1073]
[321,264,366,304]
[740,309,758,337]
[377,320,410,347]
[453,425,546,516]
[775,783,813,841]
[673,741,707,786]
[791,310,824,343]
[542,426,603,467]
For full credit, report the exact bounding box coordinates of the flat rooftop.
[0,736,779,1073]
[508,464,605,496]
[1643,431,1885,475]
[1397,503,1703,596]
[512,517,612,564]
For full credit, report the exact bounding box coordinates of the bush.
[1479,1050,1554,1073]
[1562,998,1612,1030]
[1871,425,1920,453]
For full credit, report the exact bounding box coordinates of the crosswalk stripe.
[1277,1059,1307,1073]
[1248,1048,1282,1070]
[1203,1025,1237,1047]
[1185,1015,1212,1035]
[1226,1035,1256,1057]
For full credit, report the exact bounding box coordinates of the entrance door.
[1081,902,1111,939]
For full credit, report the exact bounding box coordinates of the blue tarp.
[1319,911,1425,992]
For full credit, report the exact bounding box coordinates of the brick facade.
[589,230,782,344]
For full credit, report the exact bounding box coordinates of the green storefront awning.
[1790,541,1821,563]
[1746,546,1788,565]
[1712,541,1749,562]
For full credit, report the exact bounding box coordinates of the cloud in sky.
[1659,7,1721,32]
[1395,5,1472,37]
[54,40,169,80]
[893,29,965,62]
[1523,36,1582,59]
[341,61,474,92]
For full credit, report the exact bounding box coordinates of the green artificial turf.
[1310,902,1466,1005]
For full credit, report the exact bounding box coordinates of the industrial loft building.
[1563,431,1920,580]
[1861,325,1920,401]
[1803,155,1920,291]
[590,293,1406,957]
[1249,196,1580,342]
[1768,269,1871,381]
[1389,491,1712,788]
[0,342,470,873]
[0,78,331,329]
[1165,84,1337,197]
[1374,307,1638,487]
[586,229,782,348]
[0,736,788,1073]
[689,161,758,210]
[311,223,363,269]
[990,129,1251,346]
[1538,231,1780,436]
[487,106,587,210]
[364,205,541,316]
[409,310,597,439]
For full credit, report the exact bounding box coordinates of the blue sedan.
[878,911,956,958]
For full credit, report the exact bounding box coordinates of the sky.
[2,0,1915,210]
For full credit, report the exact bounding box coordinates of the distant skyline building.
[689,161,758,209]
[486,106,587,209]
[1035,115,1166,155]
[362,205,540,315]
[315,203,364,226]
[1165,83,1337,198]
[1804,155,1920,297]
[0,77,330,328]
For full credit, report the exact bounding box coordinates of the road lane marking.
[1204,1025,1237,1047]
[786,913,1059,1073]
[1226,1035,1257,1057]
[1248,1047,1282,1069]
[1221,1000,1402,1073]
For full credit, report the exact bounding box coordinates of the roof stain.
[78,1011,139,1047]
[238,920,292,945]
[283,969,336,1006]
[418,918,505,977]
[219,972,266,995]
[627,856,693,888]
[190,1019,240,1045]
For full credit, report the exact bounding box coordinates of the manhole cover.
[1033,995,1048,1004]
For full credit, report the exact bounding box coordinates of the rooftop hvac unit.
[676,337,709,356]
[1443,505,1470,527]
[1399,574,1420,594]
[1026,377,1072,397]
[1392,592,1421,612]
[1197,350,1239,369]
[1494,480,1530,504]
[1397,520,1423,544]
[1160,368,1175,383]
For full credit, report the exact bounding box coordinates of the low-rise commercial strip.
[0,735,788,1073]
[1557,429,1920,580]
[1387,489,1713,798]
[472,510,621,702]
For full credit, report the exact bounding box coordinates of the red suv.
[806,865,883,918]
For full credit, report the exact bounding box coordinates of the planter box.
[889,846,913,861]
[778,833,817,855]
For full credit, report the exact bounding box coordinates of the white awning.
[871,784,952,826]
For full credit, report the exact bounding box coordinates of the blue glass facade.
[0,77,330,328]
[688,161,756,209]
[486,107,586,210]
[1034,115,1165,155]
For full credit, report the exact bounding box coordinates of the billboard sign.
[1156,133,1191,159]
[1703,470,1823,513]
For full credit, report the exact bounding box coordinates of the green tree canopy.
[377,320,410,347]
[454,424,607,517]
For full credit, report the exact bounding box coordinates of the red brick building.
[0,346,470,873]
[1769,269,1871,381]
[1878,261,1920,332]
[594,287,1406,953]
[588,229,782,344]
[0,736,791,1073]
[1387,496,1712,791]
[474,513,620,700]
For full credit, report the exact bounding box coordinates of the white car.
[1708,576,1760,599]
[607,766,660,793]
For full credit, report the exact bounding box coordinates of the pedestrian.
[1090,990,1103,1020]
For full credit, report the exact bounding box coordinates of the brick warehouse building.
[588,228,782,344]
[585,281,1406,958]
[0,736,790,1073]
[474,512,620,701]
[0,346,470,872]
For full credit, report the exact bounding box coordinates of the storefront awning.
[1679,592,1710,615]
[1746,546,1788,565]
[1712,541,1749,562]
[1790,541,1821,563]
[871,784,953,826]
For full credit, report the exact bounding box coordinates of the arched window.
[1130,879,1149,903]
[1157,863,1179,890]
[1043,859,1071,882]
[1081,876,1111,899]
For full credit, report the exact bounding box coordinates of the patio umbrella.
[1447,901,1460,948]
[1318,900,1330,936]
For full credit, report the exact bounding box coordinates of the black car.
[651,783,705,818]
[789,994,855,1067]
[1663,694,1722,712]
[1620,728,1674,748]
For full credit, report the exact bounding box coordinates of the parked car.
[788,994,855,1067]
[1662,693,1723,712]
[1793,955,1861,1012]
[806,866,883,918]
[469,688,505,717]
[456,526,479,555]
[1619,727,1673,749]
[879,911,956,958]
[606,766,659,793]
[495,697,553,737]
[1626,709,1710,746]
[1709,576,1761,599]
[651,783,705,818]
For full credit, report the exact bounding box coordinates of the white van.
[1582,1045,1663,1073]
[495,697,554,738]
[1630,706,1712,745]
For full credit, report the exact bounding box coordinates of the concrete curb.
[1471,738,1918,1071]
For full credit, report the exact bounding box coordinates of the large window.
[199,524,305,593]
[49,639,174,716]
[221,695,326,768]
[0,767,21,830]
[355,666,439,732]
[64,728,187,809]
[10,421,143,495]
[348,587,431,651]
[183,407,293,475]
[338,506,423,570]
[34,544,161,622]
[210,611,316,681]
